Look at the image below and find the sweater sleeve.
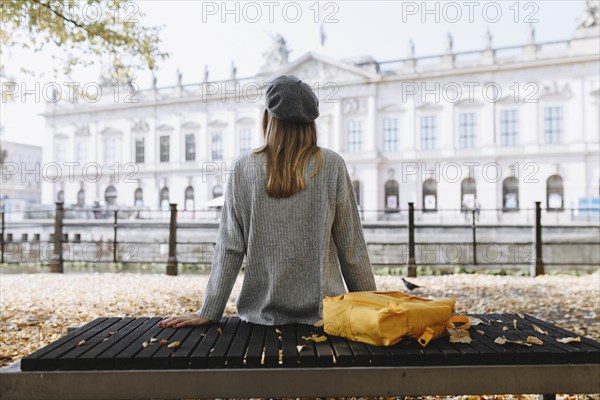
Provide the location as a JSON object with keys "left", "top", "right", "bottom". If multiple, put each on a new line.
{"left": 196, "top": 163, "right": 246, "bottom": 322}
{"left": 331, "top": 157, "right": 378, "bottom": 292}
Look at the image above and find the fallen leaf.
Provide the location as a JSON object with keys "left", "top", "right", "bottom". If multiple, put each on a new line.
{"left": 513, "top": 319, "right": 518, "bottom": 329}
{"left": 77, "top": 339, "right": 86, "bottom": 347}
{"left": 142, "top": 341, "right": 149, "bottom": 348}
{"left": 108, "top": 331, "right": 116, "bottom": 336}
{"left": 301, "top": 334, "right": 327, "bottom": 343}
{"left": 476, "top": 330, "right": 485, "bottom": 335}
{"left": 448, "top": 327, "right": 471, "bottom": 344}
{"left": 532, "top": 324, "right": 548, "bottom": 335}
{"left": 217, "top": 327, "right": 223, "bottom": 335}
{"left": 275, "top": 328, "right": 282, "bottom": 334}
{"left": 517, "top": 313, "right": 525, "bottom": 319}
{"left": 527, "top": 336, "right": 544, "bottom": 345}
{"left": 313, "top": 320, "right": 324, "bottom": 328}
{"left": 495, "top": 336, "right": 532, "bottom": 347}
{"left": 468, "top": 317, "right": 483, "bottom": 326}
{"left": 556, "top": 336, "right": 581, "bottom": 344}
{"left": 159, "top": 339, "right": 168, "bottom": 345}
{"left": 502, "top": 326, "right": 509, "bottom": 331}
{"left": 296, "top": 345, "right": 305, "bottom": 352}
{"left": 149, "top": 337, "right": 157, "bottom": 343}
{"left": 167, "top": 341, "right": 181, "bottom": 348}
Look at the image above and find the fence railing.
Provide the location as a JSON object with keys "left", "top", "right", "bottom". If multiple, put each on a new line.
{"left": 0, "top": 202, "right": 598, "bottom": 276}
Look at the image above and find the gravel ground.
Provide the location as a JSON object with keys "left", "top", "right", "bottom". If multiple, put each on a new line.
{"left": 1, "top": 271, "right": 599, "bottom": 399}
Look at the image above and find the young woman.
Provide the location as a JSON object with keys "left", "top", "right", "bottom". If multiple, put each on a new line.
{"left": 161, "top": 75, "right": 377, "bottom": 328}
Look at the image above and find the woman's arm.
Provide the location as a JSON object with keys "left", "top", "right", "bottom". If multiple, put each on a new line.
{"left": 195, "top": 163, "right": 246, "bottom": 322}
{"left": 331, "top": 157, "right": 378, "bottom": 292}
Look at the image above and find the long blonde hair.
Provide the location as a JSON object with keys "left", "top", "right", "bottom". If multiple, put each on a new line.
{"left": 254, "top": 109, "right": 323, "bottom": 198}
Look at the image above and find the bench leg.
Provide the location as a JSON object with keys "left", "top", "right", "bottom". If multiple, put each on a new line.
{"left": 540, "top": 394, "right": 556, "bottom": 400}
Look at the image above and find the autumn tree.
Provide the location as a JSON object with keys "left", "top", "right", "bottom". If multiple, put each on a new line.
{"left": 0, "top": 0, "right": 168, "bottom": 76}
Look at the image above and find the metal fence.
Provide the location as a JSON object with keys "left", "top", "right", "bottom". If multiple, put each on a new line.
{"left": 0, "top": 202, "right": 598, "bottom": 276}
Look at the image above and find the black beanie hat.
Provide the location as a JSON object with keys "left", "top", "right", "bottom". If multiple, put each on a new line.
{"left": 265, "top": 75, "right": 320, "bottom": 123}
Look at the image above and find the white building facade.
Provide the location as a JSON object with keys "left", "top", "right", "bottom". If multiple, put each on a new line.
{"left": 41, "top": 17, "right": 600, "bottom": 222}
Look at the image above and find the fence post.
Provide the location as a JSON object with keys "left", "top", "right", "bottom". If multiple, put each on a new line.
{"left": 0, "top": 211, "right": 4, "bottom": 264}
{"left": 113, "top": 210, "right": 118, "bottom": 263}
{"left": 407, "top": 202, "right": 417, "bottom": 277}
{"left": 166, "top": 203, "right": 178, "bottom": 276}
{"left": 472, "top": 209, "right": 477, "bottom": 265}
{"left": 531, "top": 201, "right": 545, "bottom": 276}
{"left": 50, "top": 202, "right": 64, "bottom": 273}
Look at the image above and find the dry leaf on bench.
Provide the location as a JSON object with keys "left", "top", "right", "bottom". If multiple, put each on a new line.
{"left": 476, "top": 330, "right": 485, "bottom": 335}
{"left": 468, "top": 317, "right": 483, "bottom": 326}
{"left": 159, "top": 339, "right": 168, "bottom": 345}
{"left": 142, "top": 341, "right": 149, "bottom": 348}
{"left": 77, "top": 339, "right": 86, "bottom": 347}
{"left": 532, "top": 324, "right": 548, "bottom": 335}
{"left": 301, "top": 334, "right": 327, "bottom": 343}
{"left": 502, "top": 326, "right": 509, "bottom": 331}
{"left": 556, "top": 336, "right": 581, "bottom": 344}
{"left": 448, "top": 327, "right": 471, "bottom": 344}
{"left": 513, "top": 319, "right": 518, "bottom": 329}
{"left": 517, "top": 313, "right": 525, "bottom": 319}
{"left": 527, "top": 336, "right": 544, "bottom": 345}
{"left": 296, "top": 345, "right": 305, "bottom": 352}
{"left": 313, "top": 320, "right": 324, "bottom": 328}
{"left": 217, "top": 327, "right": 223, "bottom": 335}
{"left": 494, "top": 336, "right": 532, "bottom": 347}
{"left": 149, "top": 337, "right": 157, "bottom": 344}
{"left": 167, "top": 341, "right": 181, "bottom": 348}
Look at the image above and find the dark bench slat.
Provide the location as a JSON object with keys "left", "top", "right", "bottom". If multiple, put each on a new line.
{"left": 364, "top": 343, "right": 393, "bottom": 366}
{"left": 244, "top": 324, "right": 265, "bottom": 368}
{"left": 478, "top": 314, "right": 538, "bottom": 364}
{"left": 385, "top": 338, "right": 423, "bottom": 366}
{"left": 491, "top": 313, "right": 555, "bottom": 364}
{"left": 464, "top": 313, "right": 512, "bottom": 364}
{"left": 225, "top": 320, "right": 253, "bottom": 368}
{"left": 208, "top": 316, "right": 240, "bottom": 367}
{"left": 327, "top": 334, "right": 354, "bottom": 366}
{"left": 169, "top": 324, "right": 211, "bottom": 369}
{"left": 522, "top": 313, "right": 600, "bottom": 363}
{"left": 38, "top": 318, "right": 122, "bottom": 371}
{"left": 21, "top": 317, "right": 108, "bottom": 371}
{"left": 77, "top": 317, "right": 149, "bottom": 370}
{"left": 57, "top": 317, "right": 136, "bottom": 370}
{"left": 150, "top": 326, "right": 195, "bottom": 369}
{"left": 189, "top": 317, "right": 227, "bottom": 368}
{"left": 94, "top": 317, "right": 161, "bottom": 370}
{"left": 280, "top": 324, "right": 299, "bottom": 367}
{"left": 295, "top": 324, "right": 317, "bottom": 367}
{"left": 132, "top": 325, "right": 180, "bottom": 369}
{"left": 263, "top": 325, "right": 280, "bottom": 367}
{"left": 344, "top": 339, "right": 372, "bottom": 366}
{"left": 314, "top": 334, "right": 335, "bottom": 367}
{"left": 113, "top": 318, "right": 170, "bottom": 369}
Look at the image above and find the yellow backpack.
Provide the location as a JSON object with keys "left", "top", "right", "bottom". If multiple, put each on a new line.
{"left": 323, "top": 291, "right": 457, "bottom": 347}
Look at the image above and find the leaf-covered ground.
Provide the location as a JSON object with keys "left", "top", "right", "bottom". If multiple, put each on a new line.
{"left": 1, "top": 272, "right": 599, "bottom": 399}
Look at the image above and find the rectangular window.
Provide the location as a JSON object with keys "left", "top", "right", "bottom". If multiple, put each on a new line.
{"left": 105, "top": 137, "right": 116, "bottom": 165}
{"left": 135, "top": 138, "right": 145, "bottom": 164}
{"left": 55, "top": 141, "right": 66, "bottom": 164}
{"left": 420, "top": 115, "right": 437, "bottom": 150}
{"left": 382, "top": 117, "right": 399, "bottom": 152}
{"left": 347, "top": 120, "right": 363, "bottom": 153}
{"left": 185, "top": 134, "right": 195, "bottom": 161}
{"left": 76, "top": 140, "right": 87, "bottom": 163}
{"left": 500, "top": 110, "right": 519, "bottom": 146}
{"left": 239, "top": 128, "right": 252, "bottom": 154}
{"left": 544, "top": 106, "right": 563, "bottom": 144}
{"left": 160, "top": 135, "right": 170, "bottom": 163}
{"left": 211, "top": 131, "right": 223, "bottom": 160}
{"left": 458, "top": 112, "right": 477, "bottom": 148}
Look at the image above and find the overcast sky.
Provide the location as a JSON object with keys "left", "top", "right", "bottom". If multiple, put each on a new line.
{"left": 0, "top": 1, "right": 588, "bottom": 146}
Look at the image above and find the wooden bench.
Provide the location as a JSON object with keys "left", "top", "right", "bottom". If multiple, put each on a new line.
{"left": 1, "top": 313, "right": 599, "bottom": 399}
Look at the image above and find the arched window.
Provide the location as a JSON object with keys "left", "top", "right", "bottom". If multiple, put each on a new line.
{"left": 104, "top": 185, "right": 117, "bottom": 206}
{"left": 134, "top": 188, "right": 143, "bottom": 207}
{"left": 77, "top": 189, "right": 85, "bottom": 206}
{"left": 56, "top": 190, "right": 64, "bottom": 203}
{"left": 461, "top": 178, "right": 476, "bottom": 210}
{"left": 547, "top": 175, "right": 564, "bottom": 211}
{"left": 351, "top": 180, "right": 361, "bottom": 206}
{"left": 212, "top": 184, "right": 223, "bottom": 199}
{"left": 160, "top": 187, "right": 169, "bottom": 211}
{"left": 502, "top": 177, "right": 519, "bottom": 211}
{"left": 423, "top": 179, "right": 437, "bottom": 211}
{"left": 384, "top": 179, "right": 399, "bottom": 212}
{"left": 185, "top": 186, "right": 194, "bottom": 211}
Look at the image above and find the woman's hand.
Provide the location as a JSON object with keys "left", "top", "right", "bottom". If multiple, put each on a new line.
{"left": 159, "top": 313, "right": 213, "bottom": 328}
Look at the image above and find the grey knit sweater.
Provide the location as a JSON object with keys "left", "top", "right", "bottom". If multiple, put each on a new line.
{"left": 195, "top": 147, "right": 378, "bottom": 325}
